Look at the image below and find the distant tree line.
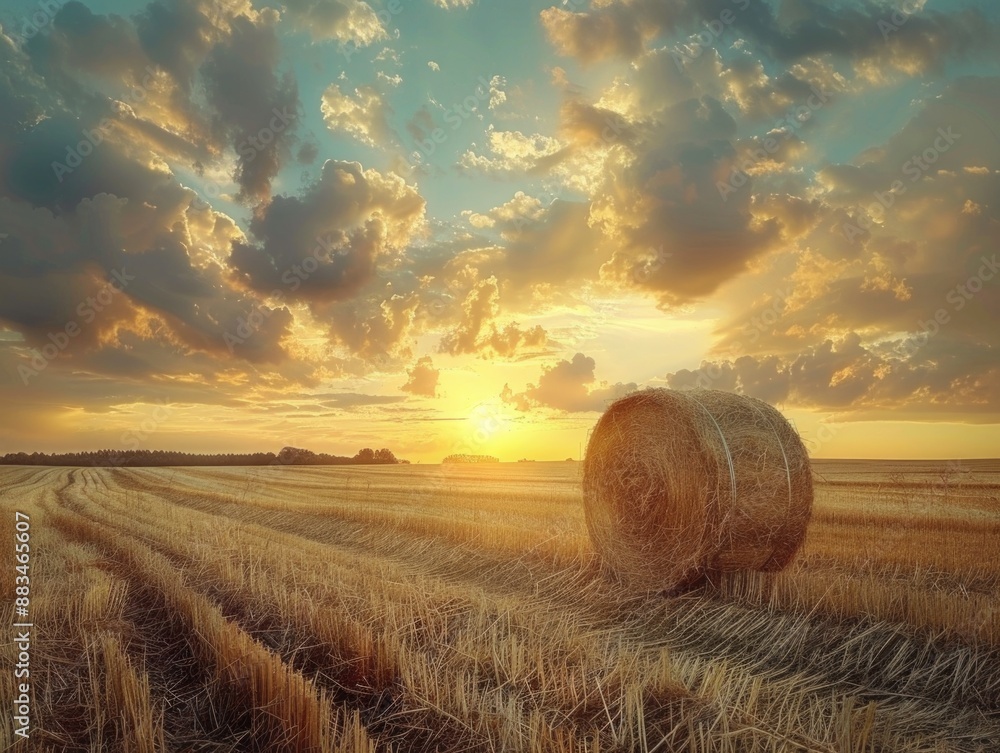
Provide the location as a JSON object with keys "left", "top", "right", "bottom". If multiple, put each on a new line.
{"left": 0, "top": 446, "right": 409, "bottom": 467}
{"left": 442, "top": 454, "right": 499, "bottom": 464}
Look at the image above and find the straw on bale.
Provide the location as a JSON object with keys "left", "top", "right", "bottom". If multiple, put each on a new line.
{"left": 583, "top": 388, "right": 813, "bottom": 591}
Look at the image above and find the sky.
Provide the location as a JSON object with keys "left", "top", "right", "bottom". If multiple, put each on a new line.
{"left": 0, "top": 0, "right": 998, "bottom": 462}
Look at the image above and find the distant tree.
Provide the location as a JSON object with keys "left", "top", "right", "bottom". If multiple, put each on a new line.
{"left": 0, "top": 446, "right": 406, "bottom": 467}
{"left": 278, "top": 446, "right": 316, "bottom": 465}
{"left": 374, "top": 448, "right": 397, "bottom": 464}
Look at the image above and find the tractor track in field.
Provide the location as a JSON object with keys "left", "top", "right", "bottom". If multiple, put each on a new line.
{"left": 71, "top": 467, "right": 1000, "bottom": 751}
{"left": 47, "top": 506, "right": 305, "bottom": 752}
{"left": 52, "top": 470, "right": 553, "bottom": 753}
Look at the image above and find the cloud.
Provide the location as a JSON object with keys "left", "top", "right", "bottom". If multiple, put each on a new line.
{"left": 458, "top": 125, "right": 562, "bottom": 175}
{"left": 665, "top": 330, "right": 1000, "bottom": 419}
{"left": 401, "top": 355, "right": 439, "bottom": 397}
{"left": 503, "top": 353, "right": 637, "bottom": 412}
{"left": 438, "top": 277, "right": 547, "bottom": 358}
{"left": 320, "top": 392, "right": 408, "bottom": 408}
{"left": 540, "top": 4, "right": 654, "bottom": 63}
{"left": 487, "top": 196, "right": 612, "bottom": 299}
{"left": 589, "top": 95, "right": 782, "bottom": 303}
{"left": 297, "top": 141, "right": 319, "bottom": 164}
{"left": 0, "top": 186, "right": 297, "bottom": 367}
{"left": 280, "top": 0, "right": 388, "bottom": 44}
{"left": 320, "top": 291, "right": 421, "bottom": 363}
{"left": 321, "top": 83, "right": 394, "bottom": 148}
{"left": 2, "top": 0, "right": 997, "bottom": 438}
{"left": 405, "top": 105, "right": 436, "bottom": 143}
{"left": 25, "top": 1, "right": 149, "bottom": 81}
{"left": 710, "top": 78, "right": 1000, "bottom": 353}
{"left": 464, "top": 211, "right": 494, "bottom": 228}
{"left": 0, "top": 53, "right": 302, "bottom": 369}
{"left": 377, "top": 71, "right": 402, "bottom": 87}
{"left": 0, "top": 0, "right": 430, "bottom": 415}
{"left": 134, "top": 0, "right": 239, "bottom": 89}
{"left": 21, "top": 0, "right": 295, "bottom": 184}
{"left": 432, "top": 0, "right": 475, "bottom": 8}
{"left": 539, "top": 0, "right": 998, "bottom": 77}
{"left": 228, "top": 159, "right": 425, "bottom": 303}
{"left": 488, "top": 74, "right": 507, "bottom": 109}
{"left": 200, "top": 11, "right": 300, "bottom": 203}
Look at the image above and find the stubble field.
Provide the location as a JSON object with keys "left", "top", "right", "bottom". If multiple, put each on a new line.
{"left": 1, "top": 460, "right": 998, "bottom": 752}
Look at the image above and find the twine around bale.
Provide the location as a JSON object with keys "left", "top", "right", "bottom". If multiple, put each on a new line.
{"left": 749, "top": 398, "right": 794, "bottom": 517}
{"left": 682, "top": 390, "right": 738, "bottom": 513}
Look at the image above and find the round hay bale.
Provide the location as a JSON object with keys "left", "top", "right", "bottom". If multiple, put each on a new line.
{"left": 582, "top": 388, "right": 812, "bottom": 591}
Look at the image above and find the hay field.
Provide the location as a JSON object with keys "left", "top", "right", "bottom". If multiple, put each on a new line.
{"left": 1, "top": 460, "right": 998, "bottom": 752}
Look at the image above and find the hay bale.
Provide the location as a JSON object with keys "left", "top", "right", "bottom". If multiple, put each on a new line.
{"left": 582, "top": 388, "right": 812, "bottom": 591}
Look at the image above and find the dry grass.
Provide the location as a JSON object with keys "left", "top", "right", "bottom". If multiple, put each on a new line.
{"left": 1, "top": 460, "right": 997, "bottom": 752}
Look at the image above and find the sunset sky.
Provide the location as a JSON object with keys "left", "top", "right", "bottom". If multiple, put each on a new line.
{"left": 1, "top": 0, "right": 998, "bottom": 462}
